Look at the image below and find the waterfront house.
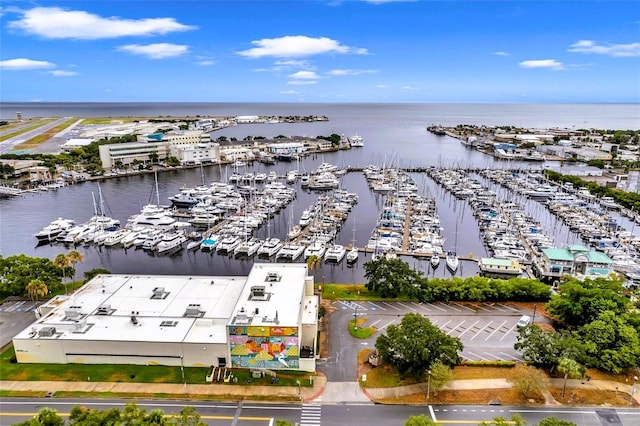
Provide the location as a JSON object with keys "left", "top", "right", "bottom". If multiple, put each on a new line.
{"left": 534, "top": 245, "right": 614, "bottom": 282}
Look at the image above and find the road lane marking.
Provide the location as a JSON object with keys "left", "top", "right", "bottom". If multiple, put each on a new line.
{"left": 429, "top": 405, "right": 437, "bottom": 422}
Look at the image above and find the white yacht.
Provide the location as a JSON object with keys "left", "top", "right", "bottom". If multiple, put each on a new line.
{"left": 446, "top": 251, "right": 459, "bottom": 273}
{"left": 156, "top": 231, "right": 187, "bottom": 254}
{"left": 346, "top": 247, "right": 359, "bottom": 264}
{"left": 102, "top": 229, "right": 130, "bottom": 247}
{"left": 276, "top": 243, "right": 305, "bottom": 261}
{"left": 299, "top": 210, "right": 314, "bottom": 227}
{"left": 234, "top": 238, "right": 262, "bottom": 257}
{"left": 430, "top": 254, "right": 441, "bottom": 268}
{"left": 216, "top": 235, "right": 241, "bottom": 254}
{"left": 324, "top": 244, "right": 346, "bottom": 262}
{"left": 34, "top": 218, "right": 76, "bottom": 242}
{"left": 304, "top": 241, "right": 327, "bottom": 260}
{"left": 258, "top": 238, "right": 283, "bottom": 257}
{"left": 349, "top": 134, "right": 364, "bottom": 147}
{"left": 200, "top": 235, "right": 220, "bottom": 252}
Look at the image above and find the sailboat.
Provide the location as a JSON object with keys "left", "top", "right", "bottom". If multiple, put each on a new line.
{"left": 446, "top": 216, "right": 460, "bottom": 273}
{"left": 346, "top": 221, "right": 359, "bottom": 264}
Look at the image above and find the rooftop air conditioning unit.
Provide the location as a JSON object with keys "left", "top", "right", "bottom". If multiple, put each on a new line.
{"left": 38, "top": 327, "right": 57, "bottom": 337}
{"left": 96, "top": 304, "right": 111, "bottom": 315}
{"left": 65, "top": 305, "right": 82, "bottom": 318}
{"left": 152, "top": 287, "right": 165, "bottom": 297}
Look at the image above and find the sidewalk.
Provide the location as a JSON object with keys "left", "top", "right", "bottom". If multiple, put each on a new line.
{"left": 2, "top": 376, "right": 639, "bottom": 406}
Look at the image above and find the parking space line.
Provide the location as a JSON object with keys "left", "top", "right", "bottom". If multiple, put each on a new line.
{"left": 465, "top": 351, "right": 484, "bottom": 361}
{"left": 483, "top": 352, "right": 509, "bottom": 361}
{"left": 447, "top": 320, "right": 465, "bottom": 336}
{"left": 439, "top": 319, "right": 451, "bottom": 331}
{"left": 446, "top": 303, "right": 461, "bottom": 312}
{"left": 378, "top": 320, "right": 396, "bottom": 330}
{"left": 500, "top": 323, "right": 518, "bottom": 341}
{"left": 369, "top": 319, "right": 382, "bottom": 328}
{"left": 452, "top": 302, "right": 475, "bottom": 312}
{"left": 339, "top": 301, "right": 368, "bottom": 311}
{"left": 368, "top": 302, "right": 386, "bottom": 311}
{"left": 497, "top": 303, "right": 520, "bottom": 312}
{"left": 411, "top": 302, "right": 431, "bottom": 313}
{"left": 458, "top": 320, "right": 479, "bottom": 338}
{"left": 485, "top": 321, "right": 507, "bottom": 341}
{"left": 472, "top": 303, "right": 492, "bottom": 312}
{"left": 499, "top": 352, "right": 520, "bottom": 361}
{"left": 471, "top": 321, "right": 493, "bottom": 341}
{"left": 397, "top": 302, "right": 416, "bottom": 312}
{"left": 382, "top": 302, "right": 401, "bottom": 311}
{"left": 489, "top": 304, "right": 508, "bottom": 312}
{"left": 428, "top": 303, "right": 447, "bottom": 312}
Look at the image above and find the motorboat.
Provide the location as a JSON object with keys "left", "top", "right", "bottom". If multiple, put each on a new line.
{"left": 288, "top": 225, "right": 302, "bottom": 240}
{"left": 234, "top": 237, "right": 262, "bottom": 257}
{"left": 324, "top": 244, "right": 346, "bottom": 262}
{"left": 168, "top": 192, "right": 199, "bottom": 208}
{"left": 102, "top": 229, "right": 130, "bottom": 247}
{"left": 200, "top": 235, "right": 220, "bottom": 252}
{"left": 349, "top": 134, "right": 364, "bottom": 147}
{"left": 258, "top": 238, "right": 283, "bottom": 257}
{"left": 156, "top": 231, "right": 187, "bottom": 254}
{"left": 216, "top": 235, "right": 241, "bottom": 254}
{"left": 446, "top": 251, "right": 459, "bottom": 273}
{"left": 276, "top": 243, "right": 305, "bottom": 261}
{"left": 299, "top": 209, "right": 314, "bottom": 227}
{"left": 430, "top": 254, "right": 441, "bottom": 268}
{"left": 304, "top": 241, "right": 327, "bottom": 260}
{"left": 34, "top": 218, "right": 76, "bottom": 242}
{"left": 346, "top": 247, "right": 359, "bottom": 263}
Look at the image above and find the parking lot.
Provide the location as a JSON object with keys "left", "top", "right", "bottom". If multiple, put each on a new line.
{"left": 0, "top": 299, "right": 39, "bottom": 349}
{"left": 333, "top": 300, "right": 537, "bottom": 362}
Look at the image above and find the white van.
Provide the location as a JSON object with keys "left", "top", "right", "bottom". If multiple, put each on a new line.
{"left": 516, "top": 315, "right": 532, "bottom": 328}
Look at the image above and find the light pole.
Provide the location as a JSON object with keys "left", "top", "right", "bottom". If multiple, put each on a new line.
{"left": 296, "top": 380, "right": 301, "bottom": 401}
{"left": 532, "top": 304, "right": 537, "bottom": 325}
{"left": 630, "top": 376, "right": 638, "bottom": 405}
{"left": 180, "top": 355, "right": 185, "bottom": 387}
{"left": 427, "top": 370, "right": 432, "bottom": 400}
{"left": 353, "top": 305, "right": 358, "bottom": 330}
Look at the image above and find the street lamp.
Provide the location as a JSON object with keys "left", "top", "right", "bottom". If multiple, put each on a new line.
{"left": 353, "top": 305, "right": 358, "bottom": 330}
{"left": 296, "top": 380, "right": 301, "bottom": 401}
{"left": 180, "top": 355, "right": 185, "bottom": 387}
{"left": 427, "top": 370, "right": 432, "bottom": 400}
{"left": 630, "top": 376, "right": 638, "bottom": 405}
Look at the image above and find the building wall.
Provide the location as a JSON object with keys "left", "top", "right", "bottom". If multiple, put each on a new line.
{"left": 228, "top": 325, "right": 300, "bottom": 370}
{"left": 99, "top": 142, "right": 170, "bottom": 169}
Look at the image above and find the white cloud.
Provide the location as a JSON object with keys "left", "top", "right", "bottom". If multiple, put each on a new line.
{"left": 402, "top": 86, "right": 419, "bottom": 91}
{"left": 493, "top": 51, "right": 510, "bottom": 56}
{"left": 568, "top": 40, "right": 640, "bottom": 57}
{"left": 273, "top": 59, "right": 315, "bottom": 70}
{"left": 237, "top": 35, "right": 368, "bottom": 58}
{"left": 0, "top": 58, "right": 55, "bottom": 70}
{"left": 49, "top": 70, "right": 78, "bottom": 77}
{"left": 375, "top": 84, "right": 389, "bottom": 88}
{"left": 288, "top": 70, "right": 320, "bottom": 80}
{"left": 519, "top": 59, "right": 565, "bottom": 70}
{"left": 287, "top": 80, "right": 318, "bottom": 86}
{"left": 9, "top": 7, "right": 196, "bottom": 40}
{"left": 195, "top": 60, "right": 215, "bottom": 66}
{"left": 280, "top": 90, "right": 301, "bottom": 95}
{"left": 118, "top": 43, "right": 189, "bottom": 59}
{"left": 327, "top": 69, "right": 378, "bottom": 76}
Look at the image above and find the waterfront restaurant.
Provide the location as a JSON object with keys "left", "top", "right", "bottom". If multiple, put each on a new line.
{"left": 12, "top": 263, "right": 319, "bottom": 372}
{"left": 534, "top": 245, "right": 614, "bottom": 282}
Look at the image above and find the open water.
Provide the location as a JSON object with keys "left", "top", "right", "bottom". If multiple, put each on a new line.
{"left": 1, "top": 103, "right": 639, "bottom": 283}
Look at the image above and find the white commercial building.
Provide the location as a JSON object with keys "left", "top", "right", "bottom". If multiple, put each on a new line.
{"left": 98, "top": 141, "right": 170, "bottom": 169}
{"left": 13, "top": 263, "right": 319, "bottom": 372}
{"left": 171, "top": 142, "right": 220, "bottom": 166}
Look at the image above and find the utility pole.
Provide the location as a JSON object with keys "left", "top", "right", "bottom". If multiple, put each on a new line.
{"left": 532, "top": 303, "right": 537, "bottom": 324}
{"left": 630, "top": 376, "right": 638, "bottom": 405}
{"left": 427, "top": 370, "right": 432, "bottom": 399}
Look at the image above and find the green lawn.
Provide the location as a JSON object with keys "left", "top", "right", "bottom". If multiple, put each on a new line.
{"left": 320, "top": 284, "right": 415, "bottom": 302}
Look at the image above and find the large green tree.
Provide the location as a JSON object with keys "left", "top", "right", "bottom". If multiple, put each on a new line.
{"left": 557, "top": 357, "right": 585, "bottom": 398}
{"left": 514, "top": 326, "right": 582, "bottom": 367}
{"left": 375, "top": 313, "right": 463, "bottom": 377}
{"left": 0, "top": 254, "right": 63, "bottom": 297}
{"left": 507, "top": 364, "right": 549, "bottom": 399}
{"left": 364, "top": 257, "right": 422, "bottom": 298}
{"left": 546, "top": 278, "right": 629, "bottom": 327}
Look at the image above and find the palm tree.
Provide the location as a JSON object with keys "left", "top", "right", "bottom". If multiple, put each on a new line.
{"left": 558, "top": 357, "right": 585, "bottom": 398}
{"left": 26, "top": 279, "right": 48, "bottom": 304}
{"left": 66, "top": 250, "right": 84, "bottom": 282}
{"left": 306, "top": 254, "right": 322, "bottom": 278}
{"left": 53, "top": 253, "right": 70, "bottom": 294}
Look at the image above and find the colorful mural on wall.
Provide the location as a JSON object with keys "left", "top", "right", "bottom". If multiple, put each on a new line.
{"left": 228, "top": 325, "right": 300, "bottom": 369}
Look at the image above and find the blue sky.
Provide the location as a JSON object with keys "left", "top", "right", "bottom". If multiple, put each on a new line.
{"left": 1, "top": 1, "right": 639, "bottom": 103}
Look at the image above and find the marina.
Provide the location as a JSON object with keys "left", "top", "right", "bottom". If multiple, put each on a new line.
{"left": 3, "top": 103, "right": 640, "bottom": 284}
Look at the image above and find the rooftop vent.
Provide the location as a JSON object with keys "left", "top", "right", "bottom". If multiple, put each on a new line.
{"left": 184, "top": 303, "right": 204, "bottom": 317}
{"left": 151, "top": 287, "right": 169, "bottom": 299}
{"left": 130, "top": 314, "right": 138, "bottom": 325}
{"left": 38, "top": 327, "right": 57, "bottom": 337}
{"left": 265, "top": 271, "right": 281, "bottom": 283}
{"left": 64, "top": 305, "right": 82, "bottom": 319}
{"left": 249, "top": 285, "right": 270, "bottom": 301}
{"left": 96, "top": 304, "right": 112, "bottom": 315}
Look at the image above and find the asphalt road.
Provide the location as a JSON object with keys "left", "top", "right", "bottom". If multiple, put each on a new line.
{"left": 0, "top": 117, "right": 70, "bottom": 154}
{"left": 0, "top": 300, "right": 40, "bottom": 349}
{"left": 2, "top": 398, "right": 640, "bottom": 426}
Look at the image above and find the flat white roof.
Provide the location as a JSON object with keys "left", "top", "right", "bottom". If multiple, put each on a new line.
{"left": 16, "top": 264, "right": 314, "bottom": 345}
{"left": 62, "top": 138, "right": 94, "bottom": 147}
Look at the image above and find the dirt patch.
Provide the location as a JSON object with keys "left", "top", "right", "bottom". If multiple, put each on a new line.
{"left": 549, "top": 387, "right": 637, "bottom": 407}
{"left": 377, "top": 388, "right": 545, "bottom": 406}
{"left": 318, "top": 299, "right": 337, "bottom": 359}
